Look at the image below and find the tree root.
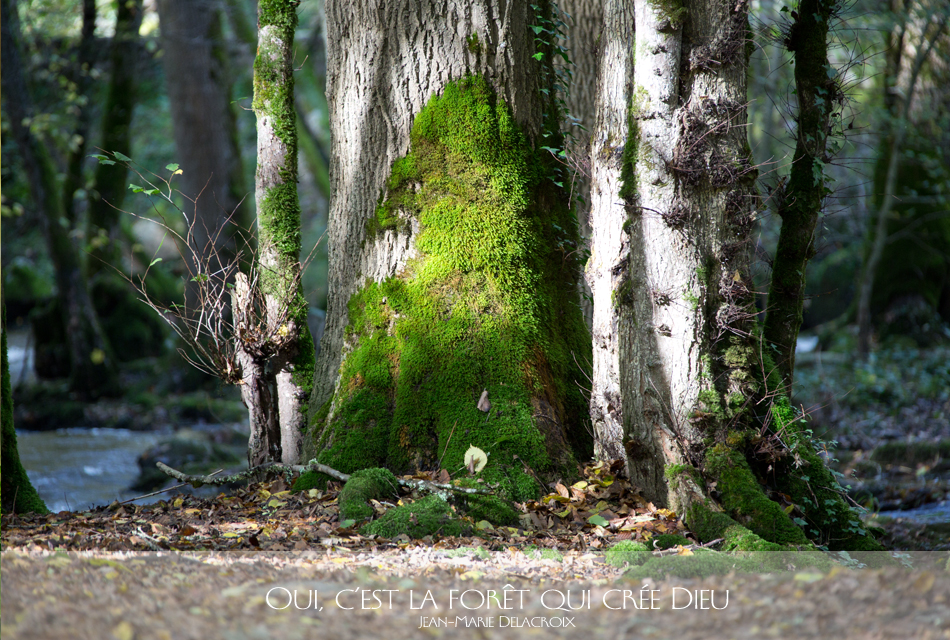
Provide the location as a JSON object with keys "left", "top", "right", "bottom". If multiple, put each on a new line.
{"left": 155, "top": 460, "right": 493, "bottom": 496}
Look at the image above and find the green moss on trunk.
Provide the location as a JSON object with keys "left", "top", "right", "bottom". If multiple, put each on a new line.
{"left": 705, "top": 444, "right": 812, "bottom": 546}
{"left": 311, "top": 76, "right": 591, "bottom": 500}
{"left": 768, "top": 398, "right": 884, "bottom": 551}
{"left": 1, "top": 303, "right": 49, "bottom": 515}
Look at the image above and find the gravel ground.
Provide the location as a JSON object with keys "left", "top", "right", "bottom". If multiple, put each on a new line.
{"left": 3, "top": 547, "right": 949, "bottom": 640}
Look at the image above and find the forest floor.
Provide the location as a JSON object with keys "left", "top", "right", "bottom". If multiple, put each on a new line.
{"left": 5, "top": 345, "right": 950, "bottom": 637}
{"left": 3, "top": 462, "right": 950, "bottom": 639}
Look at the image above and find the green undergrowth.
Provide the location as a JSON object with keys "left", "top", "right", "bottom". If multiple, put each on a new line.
{"left": 309, "top": 75, "right": 591, "bottom": 501}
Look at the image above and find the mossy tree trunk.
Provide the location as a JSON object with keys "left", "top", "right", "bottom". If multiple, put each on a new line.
{"left": 1, "top": 0, "right": 120, "bottom": 400}
{"left": 761, "top": 0, "right": 839, "bottom": 391}
{"left": 587, "top": 0, "right": 882, "bottom": 551}
{"left": 244, "top": 0, "right": 314, "bottom": 466}
{"left": 308, "top": 0, "right": 592, "bottom": 499}
{"left": 2, "top": 299, "right": 49, "bottom": 515}
{"left": 157, "top": 0, "right": 253, "bottom": 309}
{"left": 86, "top": 0, "right": 143, "bottom": 273}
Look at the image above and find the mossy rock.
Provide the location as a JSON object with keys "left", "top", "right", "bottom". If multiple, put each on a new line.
{"left": 339, "top": 468, "right": 399, "bottom": 521}
{"left": 605, "top": 540, "right": 652, "bottom": 568}
{"left": 360, "top": 494, "right": 465, "bottom": 539}
{"left": 132, "top": 428, "right": 244, "bottom": 492}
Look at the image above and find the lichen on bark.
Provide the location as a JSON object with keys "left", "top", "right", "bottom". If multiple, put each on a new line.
{"left": 307, "top": 76, "right": 591, "bottom": 500}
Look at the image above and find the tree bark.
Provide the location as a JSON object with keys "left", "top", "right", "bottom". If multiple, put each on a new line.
{"left": 2, "top": 299, "right": 49, "bottom": 515}
{"left": 1, "top": 0, "right": 120, "bottom": 400}
{"left": 309, "top": 0, "right": 591, "bottom": 497}
{"left": 156, "top": 0, "right": 252, "bottom": 303}
{"left": 585, "top": 0, "right": 635, "bottom": 462}
{"left": 61, "top": 0, "right": 99, "bottom": 228}
{"left": 761, "top": 0, "right": 836, "bottom": 393}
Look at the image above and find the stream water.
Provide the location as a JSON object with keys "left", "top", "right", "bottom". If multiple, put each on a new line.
{"left": 15, "top": 428, "right": 165, "bottom": 513}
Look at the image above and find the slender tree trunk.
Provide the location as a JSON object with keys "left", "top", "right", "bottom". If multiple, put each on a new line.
{"left": 585, "top": 0, "right": 634, "bottom": 462}
{"left": 1, "top": 0, "right": 120, "bottom": 400}
{"left": 86, "top": 0, "right": 144, "bottom": 273}
{"left": 761, "top": 0, "right": 836, "bottom": 393}
{"left": 308, "top": 1, "right": 591, "bottom": 494}
{"left": 156, "top": 0, "right": 251, "bottom": 305}
{"left": 251, "top": 0, "right": 314, "bottom": 465}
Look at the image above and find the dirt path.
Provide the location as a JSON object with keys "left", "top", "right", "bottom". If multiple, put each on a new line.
{"left": 3, "top": 547, "right": 949, "bottom": 639}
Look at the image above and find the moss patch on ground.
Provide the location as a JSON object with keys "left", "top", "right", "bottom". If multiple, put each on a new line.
{"left": 360, "top": 494, "right": 465, "bottom": 539}
{"left": 338, "top": 468, "right": 399, "bottom": 521}
{"left": 622, "top": 548, "right": 832, "bottom": 581}
{"left": 606, "top": 540, "right": 652, "bottom": 567}
{"left": 309, "top": 75, "right": 591, "bottom": 501}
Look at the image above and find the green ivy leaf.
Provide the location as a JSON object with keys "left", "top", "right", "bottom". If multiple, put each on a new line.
{"left": 113, "top": 151, "right": 132, "bottom": 162}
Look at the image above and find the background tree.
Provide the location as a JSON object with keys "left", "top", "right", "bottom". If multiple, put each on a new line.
{"left": 306, "top": 0, "right": 592, "bottom": 498}
{"left": 1, "top": 0, "right": 120, "bottom": 399}
{"left": 156, "top": 0, "right": 253, "bottom": 308}
{"left": 855, "top": 0, "right": 950, "bottom": 356}
{"left": 762, "top": 0, "right": 841, "bottom": 391}
{"left": 85, "top": 0, "right": 144, "bottom": 272}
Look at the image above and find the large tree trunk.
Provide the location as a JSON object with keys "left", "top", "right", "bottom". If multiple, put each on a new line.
{"left": 308, "top": 0, "right": 592, "bottom": 497}
{"left": 587, "top": 0, "right": 881, "bottom": 551}
{"left": 1, "top": 0, "right": 120, "bottom": 400}
{"left": 156, "top": 0, "right": 251, "bottom": 304}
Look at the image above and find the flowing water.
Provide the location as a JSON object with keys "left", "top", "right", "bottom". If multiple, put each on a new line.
{"left": 15, "top": 428, "right": 166, "bottom": 513}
